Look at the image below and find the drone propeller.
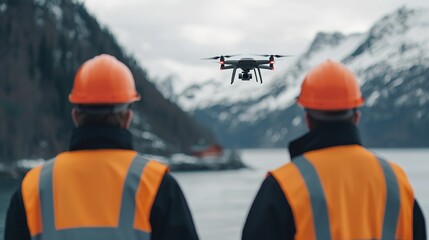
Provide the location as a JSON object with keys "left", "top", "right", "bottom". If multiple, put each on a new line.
{"left": 253, "top": 54, "right": 293, "bottom": 58}
{"left": 201, "top": 55, "right": 239, "bottom": 60}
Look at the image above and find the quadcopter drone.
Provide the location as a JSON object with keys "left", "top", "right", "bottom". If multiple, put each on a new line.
{"left": 203, "top": 54, "right": 291, "bottom": 84}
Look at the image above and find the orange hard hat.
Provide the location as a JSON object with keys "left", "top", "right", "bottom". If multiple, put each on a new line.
{"left": 297, "top": 60, "right": 364, "bottom": 110}
{"left": 69, "top": 54, "right": 141, "bottom": 104}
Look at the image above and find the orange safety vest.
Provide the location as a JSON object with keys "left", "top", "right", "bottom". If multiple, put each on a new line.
{"left": 21, "top": 149, "right": 168, "bottom": 240}
{"left": 271, "top": 145, "right": 414, "bottom": 240}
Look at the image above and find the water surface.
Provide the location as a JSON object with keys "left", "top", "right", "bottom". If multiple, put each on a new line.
{"left": 0, "top": 149, "right": 427, "bottom": 240}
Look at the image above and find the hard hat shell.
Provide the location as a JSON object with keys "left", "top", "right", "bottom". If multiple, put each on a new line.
{"left": 297, "top": 60, "right": 364, "bottom": 110}
{"left": 69, "top": 54, "right": 141, "bottom": 104}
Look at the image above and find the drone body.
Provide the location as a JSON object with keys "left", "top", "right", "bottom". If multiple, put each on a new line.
{"left": 203, "top": 55, "right": 291, "bottom": 84}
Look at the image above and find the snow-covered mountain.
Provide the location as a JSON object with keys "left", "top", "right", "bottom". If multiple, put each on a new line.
{"left": 159, "top": 7, "right": 429, "bottom": 148}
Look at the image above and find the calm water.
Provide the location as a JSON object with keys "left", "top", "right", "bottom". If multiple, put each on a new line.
{"left": 0, "top": 149, "right": 428, "bottom": 240}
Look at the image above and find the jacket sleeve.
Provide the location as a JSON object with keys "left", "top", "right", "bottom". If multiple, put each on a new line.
{"left": 413, "top": 199, "right": 426, "bottom": 240}
{"left": 242, "top": 175, "right": 295, "bottom": 240}
{"left": 4, "top": 185, "right": 31, "bottom": 240}
{"left": 150, "top": 173, "right": 199, "bottom": 240}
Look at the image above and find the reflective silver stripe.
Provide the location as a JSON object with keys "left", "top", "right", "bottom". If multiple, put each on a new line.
{"left": 31, "top": 228, "right": 150, "bottom": 240}
{"left": 37, "top": 155, "right": 151, "bottom": 239}
{"left": 119, "top": 155, "right": 150, "bottom": 228}
{"left": 376, "top": 157, "right": 400, "bottom": 240}
{"left": 39, "top": 159, "right": 56, "bottom": 238}
{"left": 292, "top": 155, "right": 401, "bottom": 240}
{"left": 293, "top": 156, "right": 331, "bottom": 240}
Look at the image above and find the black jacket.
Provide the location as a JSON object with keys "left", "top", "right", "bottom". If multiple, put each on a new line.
{"left": 242, "top": 123, "right": 426, "bottom": 240}
{"left": 5, "top": 124, "right": 199, "bottom": 240}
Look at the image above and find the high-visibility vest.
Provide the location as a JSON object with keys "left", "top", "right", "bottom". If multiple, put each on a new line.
{"left": 271, "top": 145, "right": 414, "bottom": 240}
{"left": 21, "top": 150, "right": 168, "bottom": 240}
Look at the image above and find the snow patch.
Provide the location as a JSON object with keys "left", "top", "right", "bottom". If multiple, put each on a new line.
{"left": 416, "top": 111, "right": 424, "bottom": 119}
{"left": 218, "top": 112, "right": 229, "bottom": 122}
{"left": 366, "top": 91, "right": 381, "bottom": 107}
{"left": 34, "top": 0, "right": 46, "bottom": 6}
{"left": 17, "top": 159, "right": 45, "bottom": 169}
{"left": 281, "top": 127, "right": 288, "bottom": 135}
{"left": 36, "top": 18, "right": 45, "bottom": 26}
{"left": 68, "top": 30, "right": 76, "bottom": 39}
{"left": 50, "top": 4, "right": 63, "bottom": 21}
{"left": 271, "top": 132, "right": 283, "bottom": 143}
{"left": 151, "top": 140, "right": 167, "bottom": 150}
{"left": 292, "top": 116, "right": 302, "bottom": 126}
{"left": 391, "top": 78, "right": 404, "bottom": 88}
{"left": 395, "top": 95, "right": 409, "bottom": 106}
{"left": 416, "top": 88, "right": 429, "bottom": 105}
{"left": 53, "top": 49, "right": 62, "bottom": 67}
{"left": 306, "top": 33, "right": 366, "bottom": 66}
{"left": 130, "top": 128, "right": 167, "bottom": 151}
{"left": 35, "top": 7, "right": 45, "bottom": 26}
{"left": 0, "top": 3, "right": 7, "bottom": 13}
{"left": 74, "top": 14, "right": 90, "bottom": 40}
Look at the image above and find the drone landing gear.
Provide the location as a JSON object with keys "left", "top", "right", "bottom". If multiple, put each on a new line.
{"left": 253, "top": 69, "right": 263, "bottom": 84}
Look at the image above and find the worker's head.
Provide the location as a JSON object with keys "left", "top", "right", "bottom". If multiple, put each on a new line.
{"left": 296, "top": 60, "right": 364, "bottom": 130}
{"left": 68, "top": 54, "right": 141, "bottom": 129}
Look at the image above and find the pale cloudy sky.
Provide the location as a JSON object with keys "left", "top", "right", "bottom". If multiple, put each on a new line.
{"left": 82, "top": 0, "right": 429, "bottom": 87}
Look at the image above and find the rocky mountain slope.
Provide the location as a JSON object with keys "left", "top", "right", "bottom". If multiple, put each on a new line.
{"left": 0, "top": 0, "right": 216, "bottom": 162}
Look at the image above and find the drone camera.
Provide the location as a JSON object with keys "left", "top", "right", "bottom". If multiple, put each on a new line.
{"left": 239, "top": 72, "right": 252, "bottom": 80}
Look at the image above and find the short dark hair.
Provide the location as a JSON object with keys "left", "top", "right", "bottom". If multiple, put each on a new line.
{"left": 74, "top": 104, "right": 132, "bottom": 127}
{"left": 306, "top": 109, "right": 356, "bottom": 129}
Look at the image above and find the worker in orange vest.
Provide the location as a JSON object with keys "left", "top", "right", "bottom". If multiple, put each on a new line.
{"left": 5, "top": 54, "right": 199, "bottom": 240}
{"left": 242, "top": 60, "right": 426, "bottom": 240}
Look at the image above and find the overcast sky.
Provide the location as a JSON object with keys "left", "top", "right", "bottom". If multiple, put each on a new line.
{"left": 82, "top": 0, "right": 429, "bottom": 87}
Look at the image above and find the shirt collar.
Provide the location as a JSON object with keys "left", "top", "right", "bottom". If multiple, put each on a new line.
{"left": 69, "top": 124, "right": 134, "bottom": 151}
{"left": 288, "top": 122, "right": 362, "bottom": 159}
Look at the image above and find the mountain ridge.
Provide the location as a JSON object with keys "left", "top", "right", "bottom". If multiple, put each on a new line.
{"left": 162, "top": 6, "right": 429, "bottom": 148}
